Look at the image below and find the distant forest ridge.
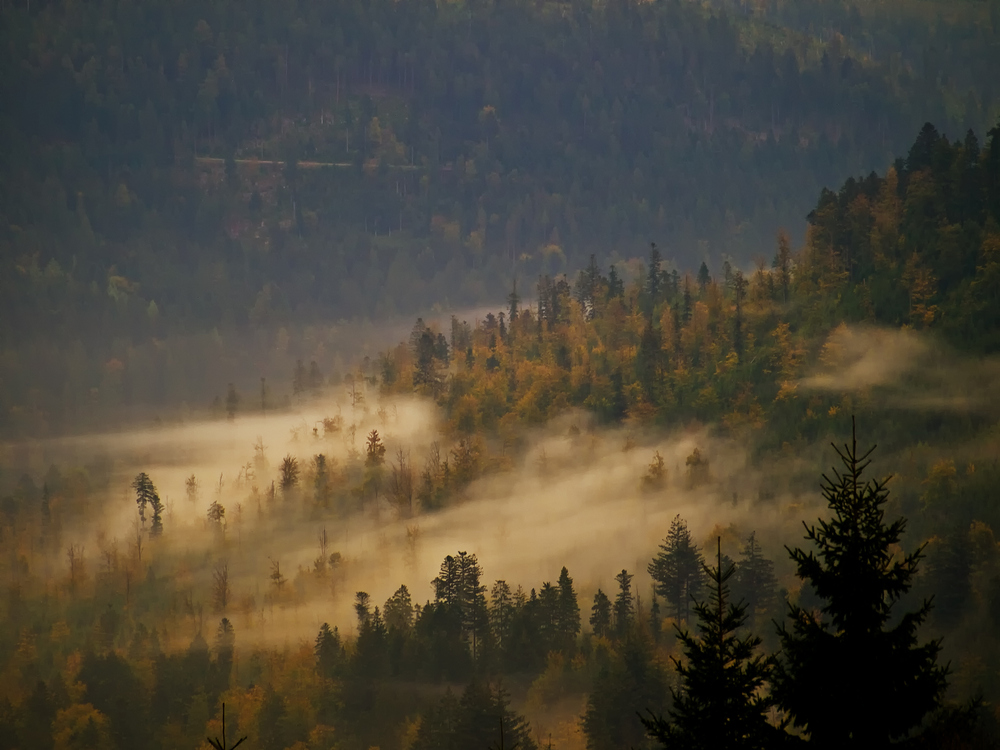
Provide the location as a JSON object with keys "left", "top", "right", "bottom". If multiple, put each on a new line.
{"left": 2, "top": 116, "right": 999, "bottom": 440}
{"left": 1, "top": 0, "right": 998, "bottom": 333}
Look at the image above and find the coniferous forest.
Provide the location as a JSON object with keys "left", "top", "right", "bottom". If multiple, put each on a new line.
{"left": 3, "top": 0, "right": 1000, "bottom": 748}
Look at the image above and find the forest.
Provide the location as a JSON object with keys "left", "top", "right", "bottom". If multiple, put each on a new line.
{"left": 2, "top": 115, "right": 1000, "bottom": 747}
{"left": 4, "top": 0, "right": 1000, "bottom": 747}
{"left": 3, "top": 0, "right": 1000, "bottom": 437}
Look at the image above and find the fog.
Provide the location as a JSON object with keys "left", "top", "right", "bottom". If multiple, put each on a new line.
{"left": 799, "top": 324, "right": 1000, "bottom": 414}
{"left": 14, "top": 385, "right": 827, "bottom": 651}
{"left": 15, "top": 322, "right": 985, "bottom": 653}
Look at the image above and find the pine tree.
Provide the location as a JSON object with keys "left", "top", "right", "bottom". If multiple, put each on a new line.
{"left": 555, "top": 566, "right": 581, "bottom": 652}
{"left": 649, "top": 515, "right": 705, "bottom": 622}
{"left": 697, "top": 262, "right": 711, "bottom": 290}
{"left": 773, "top": 420, "right": 948, "bottom": 747}
{"left": 641, "top": 539, "right": 779, "bottom": 750}
{"left": 132, "top": 472, "right": 157, "bottom": 526}
{"left": 490, "top": 580, "right": 514, "bottom": 652}
{"left": 590, "top": 589, "right": 612, "bottom": 638}
{"left": 613, "top": 569, "right": 634, "bottom": 638}
{"left": 315, "top": 623, "right": 341, "bottom": 679}
{"left": 384, "top": 585, "right": 415, "bottom": 632}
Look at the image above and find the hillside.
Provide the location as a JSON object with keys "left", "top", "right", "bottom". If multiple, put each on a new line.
{"left": 2, "top": 0, "right": 998, "bottom": 339}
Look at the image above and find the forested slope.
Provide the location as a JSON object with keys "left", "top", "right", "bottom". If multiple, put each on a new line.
{"left": 3, "top": 121, "right": 1000, "bottom": 749}
{"left": 2, "top": 0, "right": 998, "bottom": 338}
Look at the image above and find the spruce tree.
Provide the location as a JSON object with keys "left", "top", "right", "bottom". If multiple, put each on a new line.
{"left": 555, "top": 567, "right": 581, "bottom": 652}
{"left": 315, "top": 623, "right": 341, "bottom": 679}
{"left": 697, "top": 261, "right": 711, "bottom": 289}
{"left": 590, "top": 590, "right": 612, "bottom": 638}
{"left": 613, "top": 570, "right": 635, "bottom": 638}
{"left": 642, "top": 540, "right": 779, "bottom": 750}
{"left": 773, "top": 420, "right": 948, "bottom": 747}
{"left": 132, "top": 472, "right": 157, "bottom": 526}
{"left": 649, "top": 515, "right": 705, "bottom": 622}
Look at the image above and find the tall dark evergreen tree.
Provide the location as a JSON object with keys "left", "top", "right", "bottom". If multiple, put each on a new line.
{"left": 315, "top": 623, "right": 341, "bottom": 679}
{"left": 773, "top": 421, "right": 948, "bottom": 747}
{"left": 490, "top": 580, "right": 514, "bottom": 653}
{"left": 614, "top": 569, "right": 635, "bottom": 638}
{"left": 131, "top": 472, "right": 158, "bottom": 526}
{"left": 641, "top": 540, "right": 780, "bottom": 750}
{"left": 590, "top": 589, "right": 613, "bottom": 639}
{"left": 555, "top": 566, "right": 581, "bottom": 652}
{"left": 649, "top": 515, "right": 705, "bottom": 622}
{"left": 697, "top": 262, "right": 711, "bottom": 290}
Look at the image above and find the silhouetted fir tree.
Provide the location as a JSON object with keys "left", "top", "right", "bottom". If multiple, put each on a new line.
{"left": 384, "top": 585, "right": 415, "bottom": 633}
{"left": 353, "top": 607, "right": 389, "bottom": 680}
{"left": 314, "top": 623, "right": 341, "bottom": 679}
{"left": 641, "top": 540, "right": 780, "bottom": 750}
{"left": 556, "top": 566, "right": 581, "bottom": 652}
{"left": 538, "top": 581, "right": 561, "bottom": 653}
{"left": 132, "top": 472, "right": 157, "bottom": 526}
{"left": 697, "top": 262, "right": 711, "bottom": 290}
{"left": 773, "top": 420, "right": 948, "bottom": 747}
{"left": 614, "top": 569, "right": 635, "bottom": 638}
{"left": 649, "top": 515, "right": 705, "bottom": 622}
{"left": 354, "top": 591, "right": 372, "bottom": 625}
{"left": 490, "top": 580, "right": 514, "bottom": 653}
{"left": 590, "top": 589, "right": 612, "bottom": 638}
{"left": 459, "top": 552, "right": 489, "bottom": 661}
